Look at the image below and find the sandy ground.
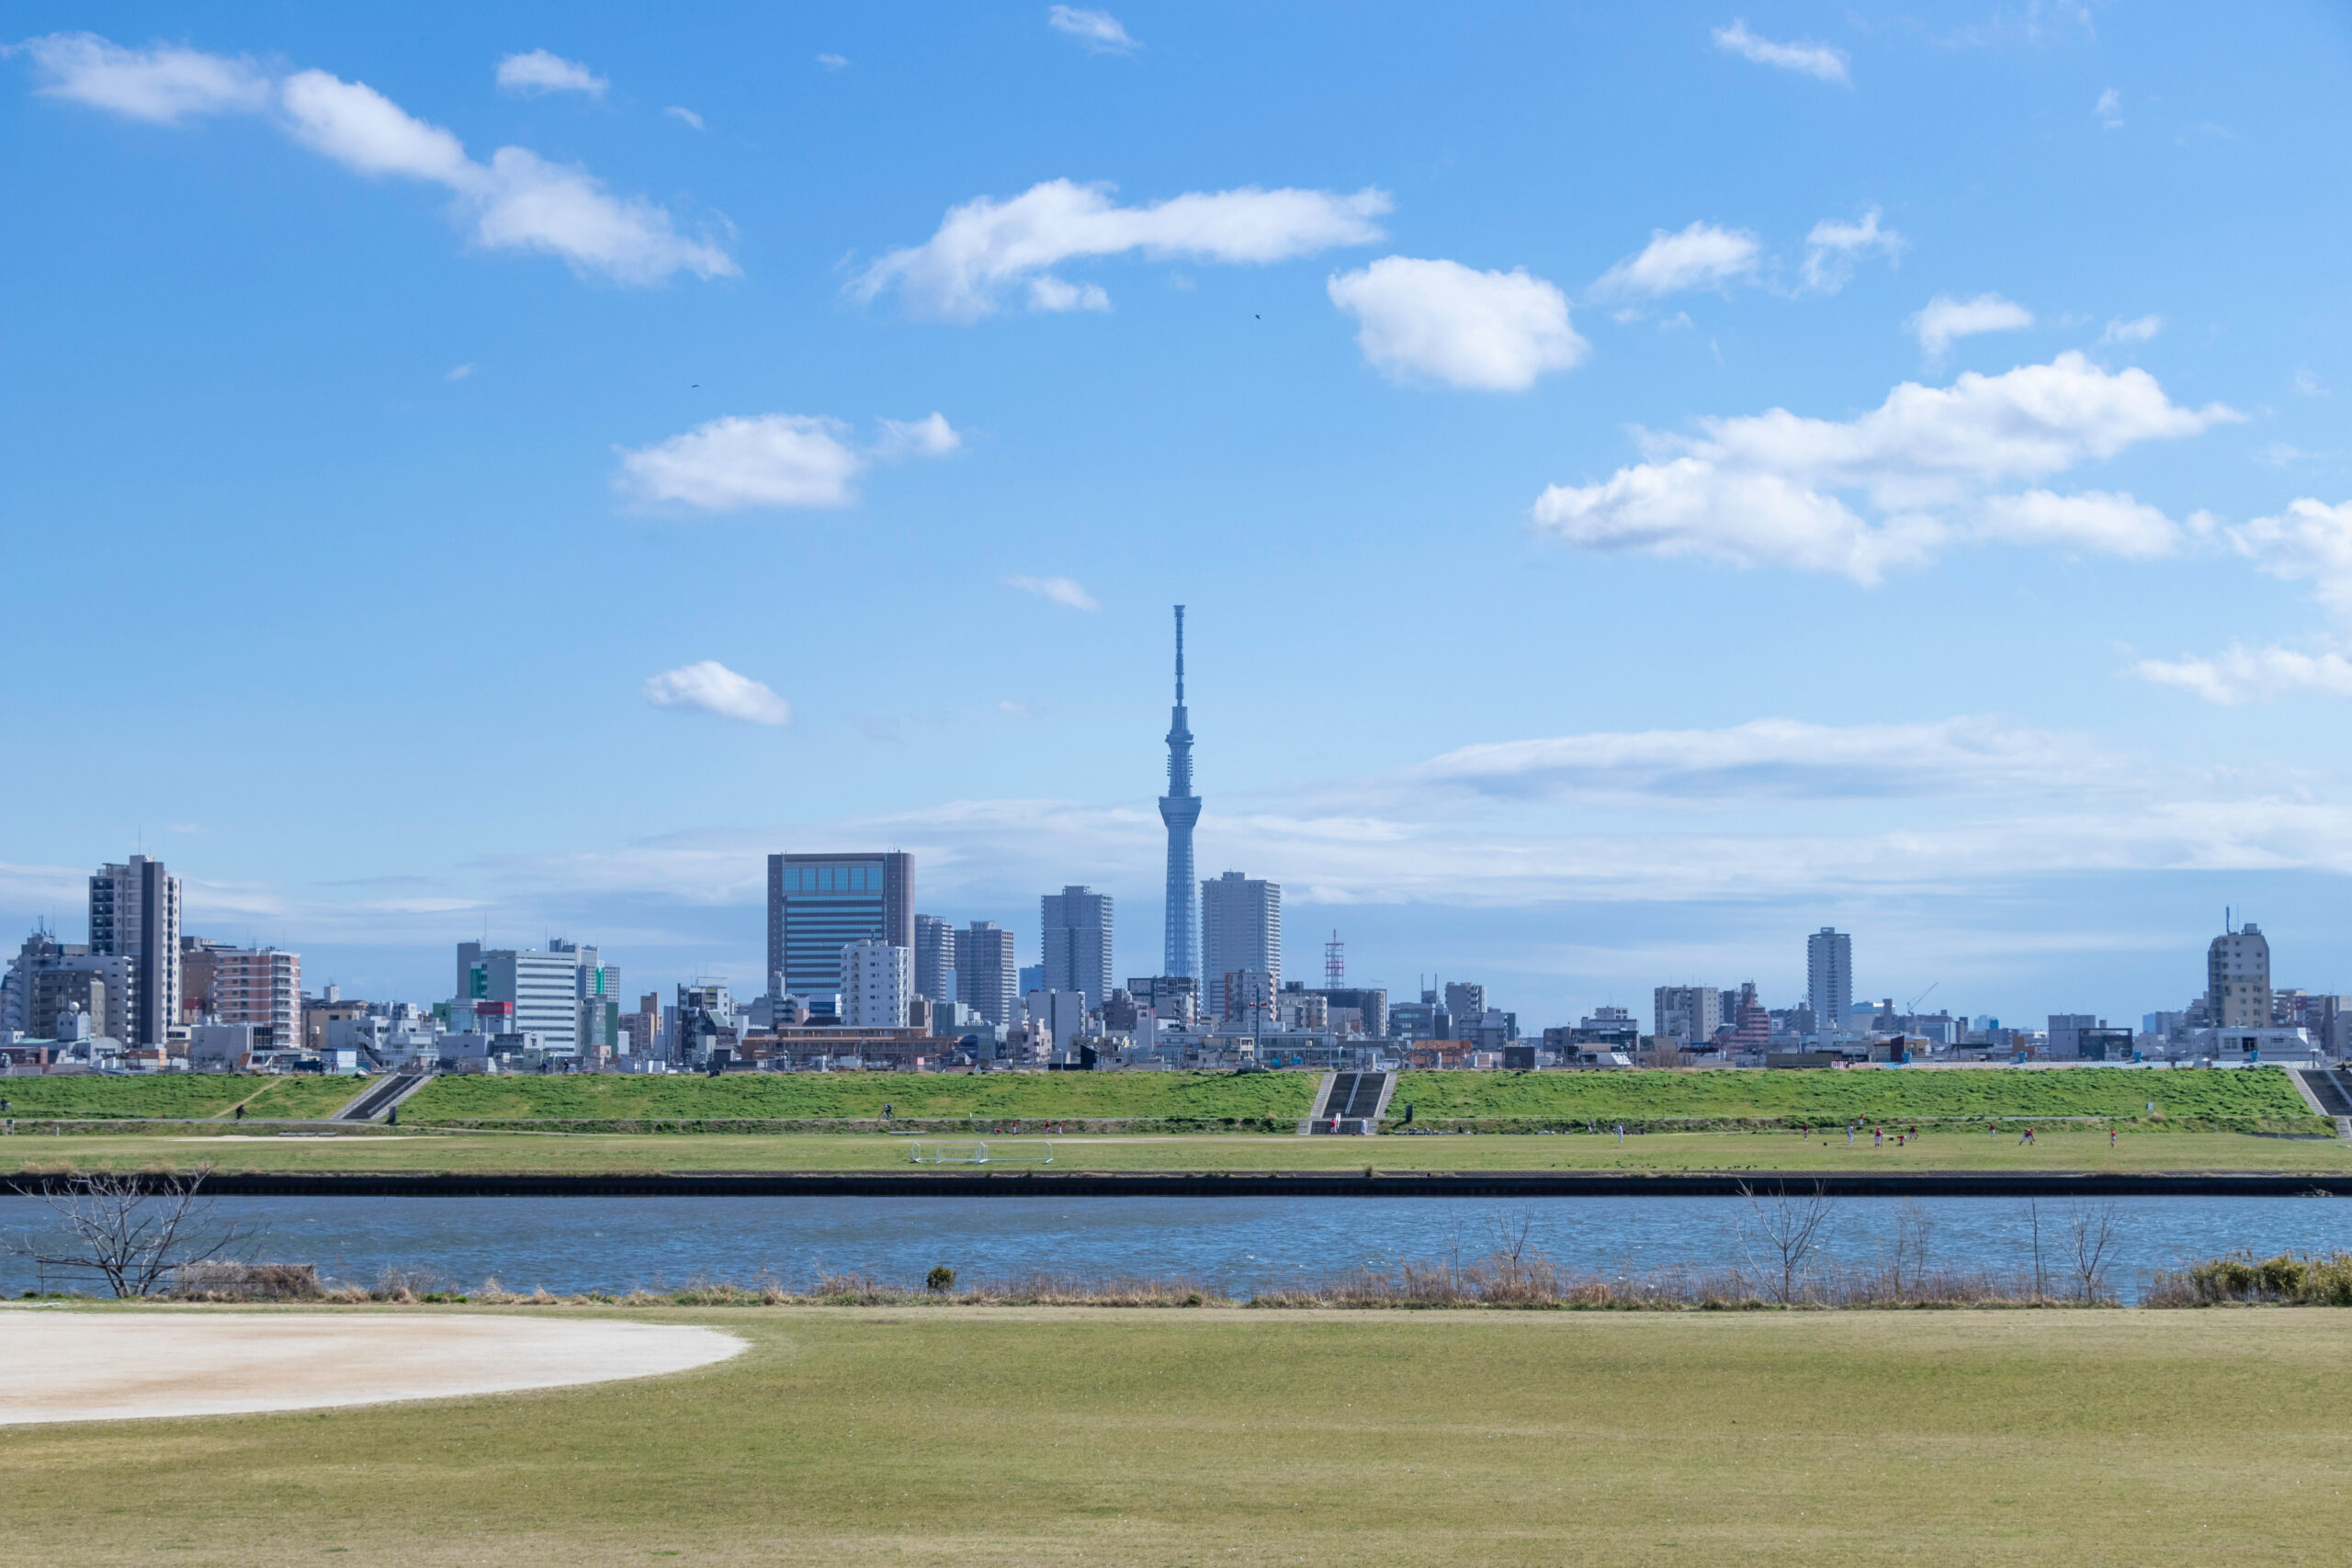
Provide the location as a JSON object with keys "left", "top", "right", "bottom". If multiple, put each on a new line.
{"left": 0, "top": 1312, "right": 742, "bottom": 1425}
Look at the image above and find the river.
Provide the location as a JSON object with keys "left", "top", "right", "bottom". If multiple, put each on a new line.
{"left": 4, "top": 1193, "right": 2347, "bottom": 1302}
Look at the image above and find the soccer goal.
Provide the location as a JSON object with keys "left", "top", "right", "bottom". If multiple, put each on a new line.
{"left": 906, "top": 1140, "right": 1055, "bottom": 1166}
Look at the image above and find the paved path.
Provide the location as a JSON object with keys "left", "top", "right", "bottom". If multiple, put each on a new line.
{"left": 0, "top": 1312, "right": 741, "bottom": 1425}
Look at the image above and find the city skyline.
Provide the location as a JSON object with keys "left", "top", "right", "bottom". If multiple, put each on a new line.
{"left": 6, "top": 6, "right": 2352, "bottom": 1022}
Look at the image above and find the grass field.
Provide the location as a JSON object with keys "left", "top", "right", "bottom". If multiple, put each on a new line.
{"left": 0, "top": 1074, "right": 364, "bottom": 1121}
{"left": 5, "top": 1303, "right": 2348, "bottom": 1566}
{"left": 5, "top": 1066, "right": 2325, "bottom": 1133}
{"left": 6, "top": 1124, "right": 2349, "bottom": 1177}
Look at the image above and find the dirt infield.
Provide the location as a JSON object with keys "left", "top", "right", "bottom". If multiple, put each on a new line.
{"left": 0, "top": 1311, "right": 742, "bottom": 1425}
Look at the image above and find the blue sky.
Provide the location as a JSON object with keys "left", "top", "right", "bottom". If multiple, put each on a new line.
{"left": 6, "top": 2, "right": 2352, "bottom": 1026}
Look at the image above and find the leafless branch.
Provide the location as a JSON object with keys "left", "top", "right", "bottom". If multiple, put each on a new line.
{"left": 1738, "top": 1181, "right": 1834, "bottom": 1304}
{"left": 7, "top": 1171, "right": 256, "bottom": 1299}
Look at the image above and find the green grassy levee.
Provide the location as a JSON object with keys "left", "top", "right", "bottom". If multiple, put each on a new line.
{"left": 6, "top": 1124, "right": 2350, "bottom": 1177}
{"left": 6, "top": 1304, "right": 2349, "bottom": 1566}
{"left": 1, "top": 1065, "right": 2323, "bottom": 1132}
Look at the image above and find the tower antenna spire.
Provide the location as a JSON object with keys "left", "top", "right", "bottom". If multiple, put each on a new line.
{"left": 1158, "top": 604, "right": 1202, "bottom": 980}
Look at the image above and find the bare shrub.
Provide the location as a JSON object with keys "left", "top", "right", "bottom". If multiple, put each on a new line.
{"left": 7, "top": 1171, "right": 255, "bottom": 1299}
{"left": 173, "top": 1261, "right": 322, "bottom": 1302}
{"left": 1738, "top": 1182, "right": 1834, "bottom": 1304}
{"left": 2064, "top": 1201, "right": 2122, "bottom": 1303}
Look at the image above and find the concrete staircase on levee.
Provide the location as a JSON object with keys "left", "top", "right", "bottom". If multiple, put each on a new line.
{"left": 2290, "top": 1067, "right": 2352, "bottom": 1141}
{"left": 1299, "top": 1070, "right": 1396, "bottom": 1134}
{"left": 332, "top": 1070, "right": 435, "bottom": 1123}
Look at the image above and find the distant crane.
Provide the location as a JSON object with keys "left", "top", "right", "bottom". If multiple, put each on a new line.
{"left": 1904, "top": 981, "right": 1939, "bottom": 1016}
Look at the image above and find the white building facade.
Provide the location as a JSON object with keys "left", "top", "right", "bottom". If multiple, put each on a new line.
{"left": 843, "top": 939, "right": 912, "bottom": 1028}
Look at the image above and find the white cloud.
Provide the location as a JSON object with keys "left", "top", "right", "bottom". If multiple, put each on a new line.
{"left": 469, "top": 146, "right": 736, "bottom": 284}
{"left": 1532, "top": 352, "right": 2237, "bottom": 583}
{"left": 616, "top": 415, "right": 862, "bottom": 511}
{"left": 1002, "top": 575, "right": 1100, "bottom": 611}
{"left": 1975, "top": 490, "right": 2190, "bottom": 559}
{"left": 615, "top": 412, "right": 960, "bottom": 512}
{"left": 1414, "top": 716, "right": 2093, "bottom": 801}
{"left": 854, "top": 178, "right": 1389, "bottom": 321}
{"left": 446, "top": 362, "right": 474, "bottom": 380}
{"left": 2224, "top": 498, "right": 2352, "bottom": 621}
{"left": 279, "top": 69, "right": 471, "bottom": 181}
{"left": 664, "top": 106, "right": 705, "bottom": 130}
{"left": 816, "top": 53, "right": 849, "bottom": 70}
{"left": 2097, "top": 314, "right": 2161, "bottom": 346}
{"left": 1590, "top": 221, "right": 1759, "bottom": 300}
{"left": 1326, "top": 256, "right": 1587, "bottom": 390}
{"left": 495, "top": 50, "right": 606, "bottom": 97}
{"left": 35, "top": 38, "right": 732, "bottom": 287}
{"left": 17, "top": 32, "right": 270, "bottom": 123}
{"left": 999, "top": 700, "right": 1040, "bottom": 719}
{"left": 277, "top": 70, "right": 735, "bottom": 285}
{"left": 2131, "top": 501, "right": 2352, "bottom": 703}
{"left": 1908, "top": 291, "right": 2033, "bottom": 358}
{"left": 642, "top": 660, "right": 791, "bottom": 725}
{"left": 875, "top": 412, "right": 963, "bottom": 458}
{"left": 1027, "top": 275, "right": 1113, "bottom": 312}
{"left": 1800, "top": 209, "right": 1905, "bottom": 293}
{"left": 1047, "top": 6, "right": 1137, "bottom": 52}
{"left": 2132, "top": 645, "right": 2352, "bottom": 705}
{"left": 2293, "top": 368, "right": 2326, "bottom": 398}
{"left": 2096, "top": 87, "right": 2123, "bottom": 129}
{"left": 1711, "top": 19, "right": 1851, "bottom": 85}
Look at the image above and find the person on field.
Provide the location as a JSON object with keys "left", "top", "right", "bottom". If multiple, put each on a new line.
{"left": 1615, "top": 1122, "right": 1625, "bottom": 1144}
{"left": 1873, "top": 1127, "right": 1883, "bottom": 1147}
{"left": 2018, "top": 1126, "right": 2036, "bottom": 1145}
{"left": 2109, "top": 1127, "right": 2118, "bottom": 1149}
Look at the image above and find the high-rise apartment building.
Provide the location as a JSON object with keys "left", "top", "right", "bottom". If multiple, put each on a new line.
{"left": 553, "top": 940, "right": 620, "bottom": 1055}
{"left": 457, "top": 942, "right": 584, "bottom": 1055}
{"left": 1805, "top": 928, "right": 1852, "bottom": 1043}
{"left": 913, "top": 914, "right": 956, "bottom": 1002}
{"left": 1654, "top": 985, "right": 1722, "bottom": 1043}
{"left": 3, "top": 931, "right": 130, "bottom": 1041}
{"left": 88, "top": 854, "right": 180, "bottom": 1046}
{"left": 767, "top": 852, "right": 912, "bottom": 999}
{"left": 842, "top": 939, "right": 911, "bottom": 1028}
{"left": 1041, "top": 886, "right": 1114, "bottom": 1010}
{"left": 1200, "top": 871, "right": 1280, "bottom": 1018}
{"left": 1444, "top": 981, "right": 1487, "bottom": 1021}
{"left": 2207, "top": 923, "right": 2272, "bottom": 1028}
{"left": 1728, "top": 982, "right": 1770, "bottom": 1053}
{"left": 210, "top": 947, "right": 301, "bottom": 1053}
{"left": 1158, "top": 606, "right": 1202, "bottom": 981}
{"left": 956, "top": 921, "right": 1017, "bottom": 1025}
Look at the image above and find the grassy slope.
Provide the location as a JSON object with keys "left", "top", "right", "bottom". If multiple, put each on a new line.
{"left": 9, "top": 1066, "right": 2322, "bottom": 1132}
{"left": 401, "top": 1068, "right": 1318, "bottom": 1122}
{"left": 1388, "top": 1064, "right": 2315, "bottom": 1124}
{"left": 0, "top": 1074, "right": 368, "bottom": 1121}
{"left": 5, "top": 1305, "right": 2349, "bottom": 1567}
{"left": 10, "top": 1126, "right": 2350, "bottom": 1177}
{"left": 408, "top": 1065, "right": 2322, "bottom": 1129}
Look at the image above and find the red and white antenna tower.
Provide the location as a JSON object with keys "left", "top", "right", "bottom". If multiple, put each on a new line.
{"left": 1324, "top": 930, "right": 1344, "bottom": 987}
